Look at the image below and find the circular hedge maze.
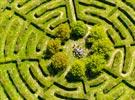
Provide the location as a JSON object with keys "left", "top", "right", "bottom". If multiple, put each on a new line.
{"left": 1, "top": 0, "right": 135, "bottom": 100}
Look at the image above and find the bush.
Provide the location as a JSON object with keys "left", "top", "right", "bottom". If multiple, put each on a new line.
{"left": 85, "top": 25, "right": 107, "bottom": 47}
{"left": 71, "top": 21, "right": 88, "bottom": 39}
{"left": 55, "top": 23, "right": 71, "bottom": 41}
{"left": 86, "top": 54, "right": 106, "bottom": 77}
{"left": 66, "top": 60, "right": 85, "bottom": 81}
{"left": 46, "top": 39, "right": 61, "bottom": 57}
{"left": 51, "top": 52, "right": 69, "bottom": 75}
{"left": 85, "top": 35, "right": 95, "bottom": 48}
{"left": 90, "top": 25, "right": 107, "bottom": 40}
{"left": 91, "top": 39, "right": 114, "bottom": 60}
{"left": 85, "top": 25, "right": 114, "bottom": 59}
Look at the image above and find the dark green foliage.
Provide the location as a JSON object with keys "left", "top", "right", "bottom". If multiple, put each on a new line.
{"left": 86, "top": 54, "right": 106, "bottom": 77}
{"left": 85, "top": 35, "right": 94, "bottom": 48}
{"left": 85, "top": 25, "right": 107, "bottom": 47}
{"left": 55, "top": 23, "right": 71, "bottom": 41}
{"left": 46, "top": 39, "right": 61, "bottom": 57}
{"left": 89, "top": 25, "right": 107, "bottom": 40}
{"left": 91, "top": 39, "right": 114, "bottom": 60}
{"left": 71, "top": 21, "right": 88, "bottom": 39}
{"left": 66, "top": 60, "right": 85, "bottom": 81}
{"left": 85, "top": 25, "right": 114, "bottom": 77}
{"left": 51, "top": 52, "right": 69, "bottom": 75}
{"left": 86, "top": 25, "right": 114, "bottom": 59}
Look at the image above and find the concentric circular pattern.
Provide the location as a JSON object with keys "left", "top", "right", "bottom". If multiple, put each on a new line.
{"left": 1, "top": 0, "right": 135, "bottom": 100}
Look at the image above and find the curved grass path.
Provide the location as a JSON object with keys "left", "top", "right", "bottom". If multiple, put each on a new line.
{"left": 0, "top": 0, "right": 135, "bottom": 100}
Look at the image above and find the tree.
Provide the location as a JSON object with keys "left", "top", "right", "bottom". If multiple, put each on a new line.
{"left": 90, "top": 25, "right": 107, "bottom": 40}
{"left": 85, "top": 25, "right": 107, "bottom": 48}
{"left": 86, "top": 54, "right": 106, "bottom": 77}
{"left": 55, "top": 23, "right": 71, "bottom": 41}
{"left": 91, "top": 39, "right": 114, "bottom": 60}
{"left": 71, "top": 21, "right": 88, "bottom": 39}
{"left": 85, "top": 25, "right": 114, "bottom": 59}
{"left": 46, "top": 39, "right": 61, "bottom": 57}
{"left": 51, "top": 52, "right": 69, "bottom": 75}
{"left": 66, "top": 60, "right": 85, "bottom": 81}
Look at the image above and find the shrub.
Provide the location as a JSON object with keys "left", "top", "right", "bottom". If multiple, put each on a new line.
{"left": 51, "top": 52, "right": 69, "bottom": 75}
{"left": 66, "top": 60, "right": 85, "bottom": 81}
{"left": 85, "top": 25, "right": 114, "bottom": 59}
{"left": 71, "top": 21, "right": 88, "bottom": 39}
{"left": 46, "top": 39, "right": 61, "bottom": 57}
{"left": 55, "top": 23, "right": 71, "bottom": 41}
{"left": 86, "top": 54, "right": 106, "bottom": 77}
{"left": 91, "top": 39, "right": 114, "bottom": 60}
{"left": 85, "top": 25, "right": 107, "bottom": 47}
{"left": 85, "top": 35, "right": 95, "bottom": 48}
{"left": 90, "top": 25, "right": 107, "bottom": 40}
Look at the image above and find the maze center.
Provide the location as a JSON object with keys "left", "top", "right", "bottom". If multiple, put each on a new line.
{"left": 1, "top": 0, "right": 135, "bottom": 100}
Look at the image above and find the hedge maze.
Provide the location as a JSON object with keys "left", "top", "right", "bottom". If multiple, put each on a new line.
{"left": 1, "top": 0, "right": 135, "bottom": 100}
